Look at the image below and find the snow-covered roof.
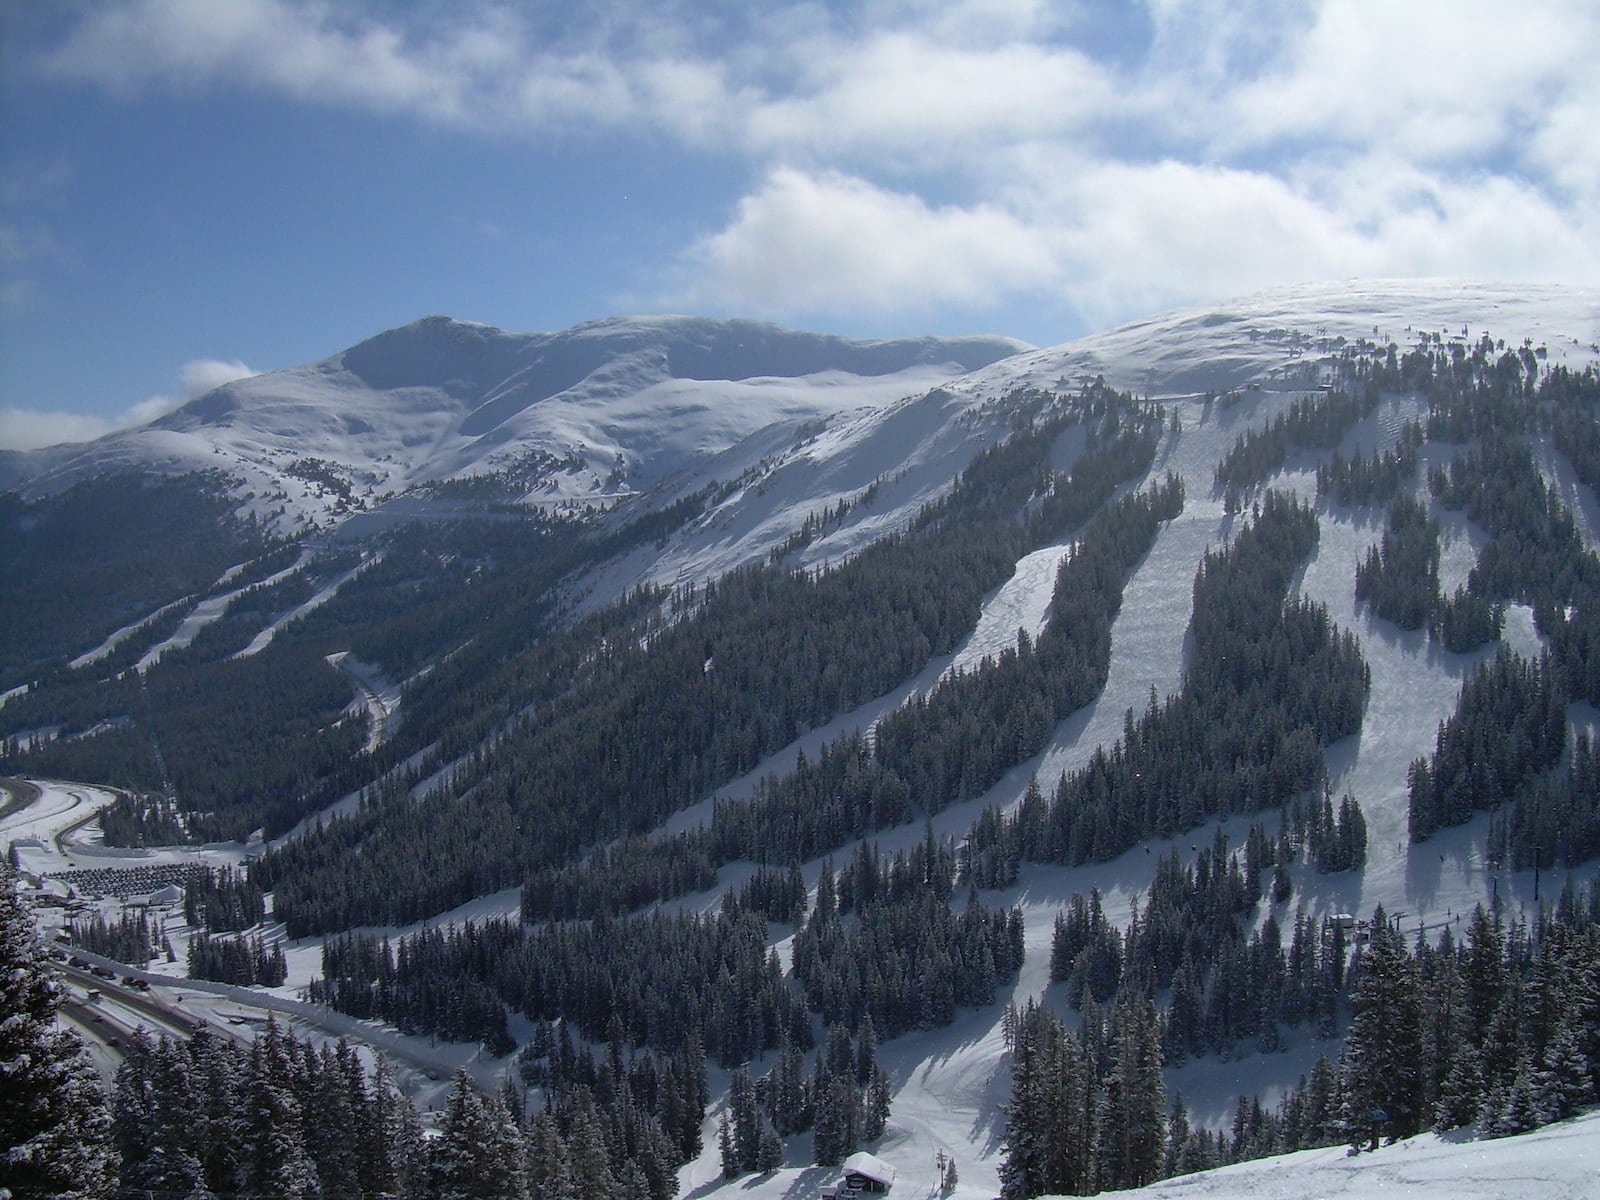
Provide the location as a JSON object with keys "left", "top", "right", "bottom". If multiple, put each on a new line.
{"left": 143, "top": 882, "right": 184, "bottom": 905}
{"left": 842, "top": 1151, "right": 896, "bottom": 1187}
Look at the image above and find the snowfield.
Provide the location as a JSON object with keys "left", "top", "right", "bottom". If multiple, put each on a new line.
{"left": 672, "top": 1107, "right": 1600, "bottom": 1200}
{"left": 1092, "top": 1109, "right": 1600, "bottom": 1200}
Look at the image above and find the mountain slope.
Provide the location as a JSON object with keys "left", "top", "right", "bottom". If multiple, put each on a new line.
{"left": 7, "top": 280, "right": 1600, "bottom": 1200}
{"left": 0, "top": 316, "right": 1027, "bottom": 532}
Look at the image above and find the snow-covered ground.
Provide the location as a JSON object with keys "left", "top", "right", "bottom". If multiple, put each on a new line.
{"left": 231, "top": 553, "right": 373, "bottom": 659}
{"left": 2, "top": 778, "right": 120, "bottom": 856}
{"left": 1096, "top": 1109, "right": 1600, "bottom": 1200}
{"left": 4, "top": 778, "right": 255, "bottom": 888}
{"left": 676, "top": 1108, "right": 1600, "bottom": 1200}
{"left": 8, "top": 316, "right": 1020, "bottom": 537}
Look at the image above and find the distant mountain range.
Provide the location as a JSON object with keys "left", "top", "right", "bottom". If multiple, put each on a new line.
{"left": 0, "top": 315, "right": 1027, "bottom": 534}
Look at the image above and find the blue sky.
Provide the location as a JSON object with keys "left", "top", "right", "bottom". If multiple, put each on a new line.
{"left": 2, "top": 0, "right": 1597, "bottom": 450}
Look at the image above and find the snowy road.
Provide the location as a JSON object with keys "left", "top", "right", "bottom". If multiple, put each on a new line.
{"left": 1, "top": 778, "right": 120, "bottom": 855}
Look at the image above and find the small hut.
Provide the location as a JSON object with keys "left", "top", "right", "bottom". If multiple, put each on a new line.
{"left": 819, "top": 1151, "right": 896, "bottom": 1197}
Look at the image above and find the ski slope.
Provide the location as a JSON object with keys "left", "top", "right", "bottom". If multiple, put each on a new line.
{"left": 11, "top": 281, "right": 1600, "bottom": 1195}
{"left": 1085, "top": 1109, "right": 1600, "bottom": 1200}
{"left": 648, "top": 282, "right": 1600, "bottom": 1196}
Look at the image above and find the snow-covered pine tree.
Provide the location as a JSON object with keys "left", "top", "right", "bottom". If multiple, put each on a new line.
{"left": 811, "top": 1073, "right": 859, "bottom": 1166}
{"left": 1538, "top": 1017, "right": 1596, "bottom": 1121}
{"left": 187, "top": 1025, "right": 245, "bottom": 1195}
{"left": 1100, "top": 995, "right": 1166, "bottom": 1189}
{"left": 565, "top": 1088, "right": 619, "bottom": 1198}
{"left": 615, "top": 1159, "right": 652, "bottom": 1200}
{"left": 238, "top": 1020, "right": 318, "bottom": 1199}
{"left": 863, "top": 1064, "right": 892, "bottom": 1141}
{"left": 755, "top": 1112, "right": 784, "bottom": 1173}
{"left": 0, "top": 862, "right": 114, "bottom": 1199}
{"left": 728, "top": 1066, "right": 760, "bottom": 1171}
{"left": 998, "top": 999, "right": 1094, "bottom": 1200}
{"left": 430, "top": 1068, "right": 529, "bottom": 1200}
{"left": 366, "top": 1057, "right": 428, "bottom": 1199}
{"left": 526, "top": 1111, "right": 578, "bottom": 1200}
{"left": 1340, "top": 906, "right": 1424, "bottom": 1147}
{"left": 1433, "top": 1042, "right": 1486, "bottom": 1132}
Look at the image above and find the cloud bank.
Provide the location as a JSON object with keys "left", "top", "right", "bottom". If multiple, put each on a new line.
{"left": 27, "top": 0, "right": 1600, "bottom": 332}
{"left": 0, "top": 357, "right": 257, "bottom": 451}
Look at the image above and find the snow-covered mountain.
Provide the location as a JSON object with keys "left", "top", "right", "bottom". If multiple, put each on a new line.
{"left": 579, "top": 279, "right": 1599, "bottom": 605}
{"left": 9, "top": 279, "right": 1600, "bottom": 1200}
{"left": 0, "top": 315, "right": 1027, "bottom": 532}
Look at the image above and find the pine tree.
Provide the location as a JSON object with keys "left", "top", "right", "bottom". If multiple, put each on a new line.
{"left": 863, "top": 1065, "right": 892, "bottom": 1142}
{"left": 1341, "top": 908, "right": 1425, "bottom": 1147}
{"left": 1539, "top": 1019, "right": 1595, "bottom": 1121}
{"left": 565, "top": 1088, "right": 618, "bottom": 1198}
{"left": 1163, "top": 1093, "right": 1191, "bottom": 1177}
{"left": 728, "top": 1066, "right": 760, "bottom": 1171}
{"left": 812, "top": 1073, "right": 860, "bottom": 1167}
{"left": 430, "top": 1070, "right": 529, "bottom": 1199}
{"left": 1100, "top": 995, "right": 1166, "bottom": 1189}
{"left": 1299, "top": 1054, "right": 1343, "bottom": 1147}
{"left": 998, "top": 1001, "right": 1093, "bottom": 1200}
{"left": 1434, "top": 1043, "right": 1486, "bottom": 1132}
{"left": 718, "top": 1111, "right": 737, "bottom": 1178}
{"left": 238, "top": 1022, "right": 318, "bottom": 1200}
{"left": 187, "top": 1026, "right": 244, "bottom": 1196}
{"left": 307, "top": 1043, "right": 362, "bottom": 1199}
{"left": 0, "top": 864, "right": 114, "bottom": 1199}
{"left": 755, "top": 1112, "right": 784, "bottom": 1173}
{"left": 111, "top": 1027, "right": 162, "bottom": 1191}
{"left": 526, "top": 1111, "right": 578, "bottom": 1200}
{"left": 616, "top": 1159, "right": 653, "bottom": 1200}
{"left": 367, "top": 1058, "right": 428, "bottom": 1199}
{"left": 1500, "top": 1054, "right": 1542, "bottom": 1135}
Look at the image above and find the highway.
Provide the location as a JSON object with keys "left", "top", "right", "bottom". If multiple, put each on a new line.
{"left": 54, "top": 960, "right": 209, "bottom": 1042}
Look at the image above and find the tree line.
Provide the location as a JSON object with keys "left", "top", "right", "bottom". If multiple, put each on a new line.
{"left": 263, "top": 390, "right": 1170, "bottom": 935}
{"left": 521, "top": 471, "right": 1183, "bottom": 923}
{"left": 998, "top": 875, "right": 1600, "bottom": 1198}
{"left": 1050, "top": 817, "right": 1365, "bottom": 1063}
{"left": 965, "top": 490, "right": 1368, "bottom": 878}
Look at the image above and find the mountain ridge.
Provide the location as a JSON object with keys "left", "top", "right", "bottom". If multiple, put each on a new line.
{"left": 0, "top": 315, "right": 1030, "bottom": 532}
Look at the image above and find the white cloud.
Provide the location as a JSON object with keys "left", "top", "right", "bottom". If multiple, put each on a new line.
{"left": 39, "top": 0, "right": 748, "bottom": 141}
{"left": 670, "top": 167, "right": 1055, "bottom": 317}
{"left": 744, "top": 33, "right": 1113, "bottom": 165}
{"left": 178, "top": 357, "right": 258, "bottom": 398}
{"left": 128, "top": 357, "right": 260, "bottom": 426}
{"left": 43, "top": 0, "right": 498, "bottom": 123}
{"left": 990, "top": 150, "right": 1600, "bottom": 327}
{"left": 1211, "top": 0, "right": 1598, "bottom": 164}
{"left": 663, "top": 146, "right": 1600, "bottom": 336}
{"left": 28, "top": 0, "right": 1600, "bottom": 339}
{"left": 0, "top": 408, "right": 118, "bottom": 452}
{"left": 0, "top": 357, "right": 258, "bottom": 452}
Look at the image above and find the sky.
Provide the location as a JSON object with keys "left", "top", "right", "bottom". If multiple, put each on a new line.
{"left": 1, "top": 0, "right": 1597, "bottom": 451}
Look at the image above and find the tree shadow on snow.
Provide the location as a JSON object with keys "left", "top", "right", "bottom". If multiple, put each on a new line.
{"left": 780, "top": 1166, "right": 833, "bottom": 1199}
